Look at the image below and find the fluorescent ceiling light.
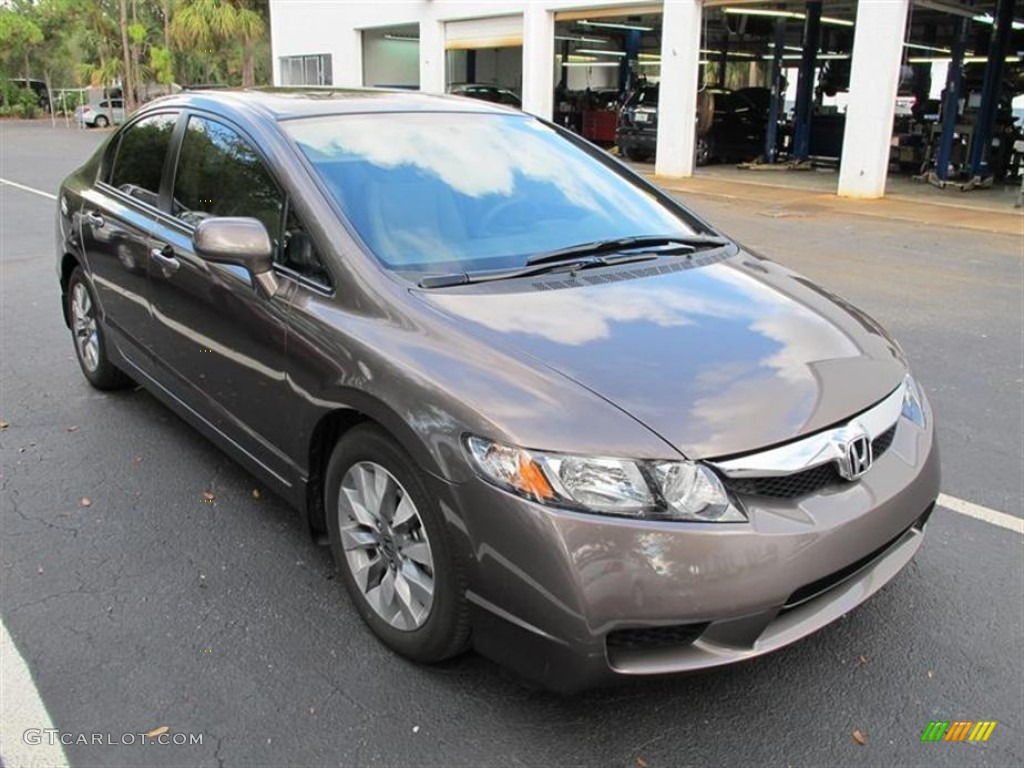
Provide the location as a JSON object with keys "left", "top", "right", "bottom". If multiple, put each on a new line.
{"left": 762, "top": 53, "right": 850, "bottom": 61}
{"left": 384, "top": 34, "right": 419, "bottom": 42}
{"left": 637, "top": 53, "right": 661, "bottom": 60}
{"left": 575, "top": 48, "right": 626, "bottom": 57}
{"left": 722, "top": 8, "right": 854, "bottom": 28}
{"left": 578, "top": 20, "right": 654, "bottom": 32}
{"left": 905, "top": 42, "right": 952, "bottom": 54}
{"left": 701, "top": 48, "right": 756, "bottom": 59}
{"left": 562, "top": 61, "right": 621, "bottom": 68}
{"left": 908, "top": 55, "right": 1020, "bottom": 64}
{"left": 973, "top": 13, "right": 1024, "bottom": 31}
{"left": 554, "top": 35, "right": 607, "bottom": 44}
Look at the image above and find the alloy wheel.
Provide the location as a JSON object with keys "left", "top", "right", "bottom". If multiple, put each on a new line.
{"left": 337, "top": 461, "right": 435, "bottom": 631}
{"left": 70, "top": 282, "right": 100, "bottom": 372}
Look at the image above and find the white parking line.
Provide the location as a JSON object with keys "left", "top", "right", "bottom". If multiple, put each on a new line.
{"left": 0, "top": 618, "right": 70, "bottom": 767}
{"left": 937, "top": 493, "right": 1023, "bottom": 535}
{"left": 1, "top": 177, "right": 1021, "bottom": 536}
{"left": 0, "top": 178, "right": 57, "bottom": 201}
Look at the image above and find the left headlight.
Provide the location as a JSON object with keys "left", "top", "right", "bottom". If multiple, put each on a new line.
{"left": 464, "top": 435, "right": 745, "bottom": 523}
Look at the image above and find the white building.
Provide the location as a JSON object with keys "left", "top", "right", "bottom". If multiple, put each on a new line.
{"left": 268, "top": 0, "right": 1013, "bottom": 199}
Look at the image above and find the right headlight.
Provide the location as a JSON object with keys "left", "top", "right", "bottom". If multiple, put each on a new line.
{"left": 901, "top": 374, "right": 927, "bottom": 429}
{"left": 464, "top": 435, "right": 746, "bottom": 523}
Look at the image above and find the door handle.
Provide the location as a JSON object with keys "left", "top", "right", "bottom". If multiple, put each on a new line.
{"left": 81, "top": 211, "right": 104, "bottom": 229}
{"left": 151, "top": 245, "right": 180, "bottom": 274}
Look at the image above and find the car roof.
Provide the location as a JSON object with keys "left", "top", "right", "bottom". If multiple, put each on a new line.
{"left": 139, "top": 87, "right": 519, "bottom": 121}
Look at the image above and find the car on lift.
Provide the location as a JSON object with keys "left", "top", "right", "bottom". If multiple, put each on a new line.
{"left": 55, "top": 88, "right": 938, "bottom": 691}
{"left": 448, "top": 83, "right": 522, "bottom": 108}
{"left": 617, "top": 84, "right": 773, "bottom": 165}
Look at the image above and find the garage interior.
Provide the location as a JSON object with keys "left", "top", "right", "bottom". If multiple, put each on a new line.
{"left": 548, "top": 1, "right": 1022, "bottom": 203}
{"left": 351, "top": 1, "right": 1021, "bottom": 205}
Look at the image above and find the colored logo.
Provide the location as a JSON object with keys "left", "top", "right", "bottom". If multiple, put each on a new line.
{"left": 921, "top": 721, "right": 997, "bottom": 742}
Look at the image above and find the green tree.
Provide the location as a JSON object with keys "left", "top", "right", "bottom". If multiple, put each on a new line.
{"left": 171, "top": 0, "right": 264, "bottom": 87}
{"left": 0, "top": 9, "right": 44, "bottom": 85}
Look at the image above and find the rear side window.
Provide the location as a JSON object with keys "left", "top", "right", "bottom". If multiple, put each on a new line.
{"left": 171, "top": 115, "right": 282, "bottom": 236}
{"left": 108, "top": 113, "right": 178, "bottom": 207}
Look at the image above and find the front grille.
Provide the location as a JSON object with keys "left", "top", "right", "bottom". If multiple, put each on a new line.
{"left": 723, "top": 423, "right": 898, "bottom": 499}
{"left": 606, "top": 622, "right": 709, "bottom": 651}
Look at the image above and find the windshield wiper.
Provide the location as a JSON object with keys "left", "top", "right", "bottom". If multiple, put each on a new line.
{"left": 526, "top": 234, "right": 730, "bottom": 266}
{"left": 418, "top": 252, "right": 661, "bottom": 289}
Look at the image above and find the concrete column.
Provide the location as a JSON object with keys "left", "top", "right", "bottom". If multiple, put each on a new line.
{"left": 522, "top": 5, "right": 555, "bottom": 119}
{"left": 654, "top": 0, "right": 702, "bottom": 178}
{"left": 419, "top": 19, "right": 446, "bottom": 94}
{"left": 837, "top": 0, "right": 910, "bottom": 198}
{"left": 343, "top": 29, "right": 363, "bottom": 88}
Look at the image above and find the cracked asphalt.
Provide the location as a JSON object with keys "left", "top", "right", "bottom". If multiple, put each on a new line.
{"left": 1, "top": 122, "right": 1022, "bottom": 767}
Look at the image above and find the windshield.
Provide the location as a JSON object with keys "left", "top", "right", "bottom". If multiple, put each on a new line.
{"left": 627, "top": 86, "right": 659, "bottom": 108}
{"left": 285, "top": 112, "right": 697, "bottom": 274}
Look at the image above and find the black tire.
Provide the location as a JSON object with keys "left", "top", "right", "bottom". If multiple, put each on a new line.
{"left": 93, "top": 115, "right": 109, "bottom": 128}
{"left": 66, "top": 267, "right": 131, "bottom": 390}
{"left": 696, "top": 136, "right": 714, "bottom": 167}
{"left": 325, "top": 424, "right": 470, "bottom": 663}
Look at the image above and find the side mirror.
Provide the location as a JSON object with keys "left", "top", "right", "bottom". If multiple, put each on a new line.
{"left": 192, "top": 217, "right": 278, "bottom": 296}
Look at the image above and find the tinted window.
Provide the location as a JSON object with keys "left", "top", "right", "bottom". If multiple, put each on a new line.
{"left": 172, "top": 116, "right": 282, "bottom": 235}
{"left": 627, "top": 86, "right": 659, "bottom": 108}
{"left": 173, "top": 116, "right": 330, "bottom": 286}
{"left": 108, "top": 113, "right": 177, "bottom": 206}
{"left": 286, "top": 113, "right": 696, "bottom": 274}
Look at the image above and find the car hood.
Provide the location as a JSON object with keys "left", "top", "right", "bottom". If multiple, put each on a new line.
{"left": 414, "top": 252, "right": 907, "bottom": 458}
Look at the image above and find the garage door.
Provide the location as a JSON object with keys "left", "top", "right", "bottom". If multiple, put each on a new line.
{"left": 445, "top": 15, "right": 523, "bottom": 50}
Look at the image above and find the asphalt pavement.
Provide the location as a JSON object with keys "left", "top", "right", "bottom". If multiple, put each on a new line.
{"left": 1, "top": 121, "right": 1022, "bottom": 767}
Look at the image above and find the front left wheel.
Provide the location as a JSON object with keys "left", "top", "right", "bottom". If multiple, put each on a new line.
{"left": 325, "top": 424, "right": 470, "bottom": 663}
{"left": 67, "top": 267, "right": 130, "bottom": 390}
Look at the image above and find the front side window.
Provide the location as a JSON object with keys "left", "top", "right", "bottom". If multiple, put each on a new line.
{"left": 173, "top": 115, "right": 331, "bottom": 287}
{"left": 285, "top": 112, "right": 697, "bottom": 274}
{"left": 108, "top": 113, "right": 177, "bottom": 206}
{"left": 172, "top": 115, "right": 283, "bottom": 236}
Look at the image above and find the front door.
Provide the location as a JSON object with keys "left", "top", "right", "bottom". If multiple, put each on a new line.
{"left": 146, "top": 113, "right": 298, "bottom": 485}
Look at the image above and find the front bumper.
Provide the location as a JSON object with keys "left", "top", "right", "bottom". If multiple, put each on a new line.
{"left": 448, "top": 413, "right": 939, "bottom": 691}
{"left": 616, "top": 128, "right": 657, "bottom": 155}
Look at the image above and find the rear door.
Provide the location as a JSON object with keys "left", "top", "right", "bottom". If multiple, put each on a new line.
{"left": 78, "top": 111, "right": 178, "bottom": 368}
{"left": 145, "top": 112, "right": 303, "bottom": 484}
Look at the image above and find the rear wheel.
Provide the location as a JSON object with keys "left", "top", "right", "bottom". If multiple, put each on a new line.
{"left": 325, "top": 424, "right": 470, "bottom": 662}
{"left": 67, "top": 268, "right": 130, "bottom": 390}
{"left": 93, "top": 115, "right": 109, "bottom": 128}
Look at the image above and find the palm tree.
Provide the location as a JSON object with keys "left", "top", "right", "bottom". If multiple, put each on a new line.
{"left": 171, "top": 0, "right": 265, "bottom": 87}
{"left": 118, "top": 0, "right": 135, "bottom": 111}
{"left": 232, "top": 2, "right": 264, "bottom": 88}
